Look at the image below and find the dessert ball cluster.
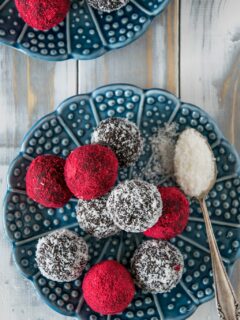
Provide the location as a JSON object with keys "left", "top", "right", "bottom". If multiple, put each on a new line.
{"left": 15, "top": 0, "right": 130, "bottom": 31}
{"left": 26, "top": 117, "right": 190, "bottom": 316}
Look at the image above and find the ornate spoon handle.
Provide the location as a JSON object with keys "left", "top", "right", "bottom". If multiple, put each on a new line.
{"left": 199, "top": 198, "right": 240, "bottom": 320}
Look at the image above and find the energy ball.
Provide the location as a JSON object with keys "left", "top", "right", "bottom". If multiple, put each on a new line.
{"left": 15, "top": 0, "right": 70, "bottom": 31}
{"left": 36, "top": 229, "right": 89, "bottom": 282}
{"left": 131, "top": 240, "right": 184, "bottom": 293}
{"left": 144, "top": 187, "right": 190, "bottom": 240}
{"left": 82, "top": 260, "right": 135, "bottom": 315}
{"left": 64, "top": 144, "right": 118, "bottom": 200}
{"left": 107, "top": 180, "right": 162, "bottom": 232}
{"left": 91, "top": 118, "right": 143, "bottom": 167}
{"left": 88, "top": 0, "right": 129, "bottom": 13}
{"left": 26, "top": 155, "right": 72, "bottom": 208}
{"left": 76, "top": 195, "right": 120, "bottom": 238}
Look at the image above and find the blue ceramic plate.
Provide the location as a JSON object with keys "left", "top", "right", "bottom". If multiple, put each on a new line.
{"left": 0, "top": 0, "right": 170, "bottom": 61}
{"left": 4, "top": 84, "right": 240, "bottom": 320}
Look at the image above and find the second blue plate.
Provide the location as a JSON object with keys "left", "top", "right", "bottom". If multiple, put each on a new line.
{"left": 0, "top": 0, "right": 170, "bottom": 60}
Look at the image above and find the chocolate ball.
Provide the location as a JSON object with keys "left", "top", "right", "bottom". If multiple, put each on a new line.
{"left": 76, "top": 195, "right": 120, "bottom": 238}
{"left": 91, "top": 118, "right": 143, "bottom": 167}
{"left": 131, "top": 239, "right": 184, "bottom": 293}
{"left": 36, "top": 229, "right": 88, "bottom": 282}
{"left": 88, "top": 0, "right": 129, "bottom": 13}
{"left": 107, "top": 179, "right": 162, "bottom": 232}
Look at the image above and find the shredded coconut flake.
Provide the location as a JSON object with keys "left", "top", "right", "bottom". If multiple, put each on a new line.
{"left": 174, "top": 128, "right": 216, "bottom": 198}
{"left": 143, "top": 123, "right": 178, "bottom": 181}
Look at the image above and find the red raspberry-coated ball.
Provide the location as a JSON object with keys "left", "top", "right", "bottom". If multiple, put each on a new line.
{"left": 15, "top": 0, "right": 70, "bottom": 31}
{"left": 64, "top": 144, "right": 118, "bottom": 200}
{"left": 82, "top": 260, "right": 135, "bottom": 315}
{"left": 26, "top": 155, "right": 72, "bottom": 208}
{"left": 144, "top": 187, "right": 189, "bottom": 240}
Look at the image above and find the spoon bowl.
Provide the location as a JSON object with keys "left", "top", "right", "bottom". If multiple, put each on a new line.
{"left": 174, "top": 128, "right": 240, "bottom": 320}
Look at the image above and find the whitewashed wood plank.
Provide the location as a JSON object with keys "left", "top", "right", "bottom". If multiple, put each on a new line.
{"left": 0, "top": 47, "right": 77, "bottom": 164}
{"left": 78, "top": 0, "right": 179, "bottom": 95}
{"left": 180, "top": 1, "right": 240, "bottom": 319}
{"left": 180, "top": 0, "right": 240, "bottom": 151}
{"left": 0, "top": 46, "right": 77, "bottom": 320}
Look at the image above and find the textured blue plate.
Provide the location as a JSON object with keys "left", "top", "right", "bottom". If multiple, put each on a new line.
{"left": 0, "top": 0, "right": 170, "bottom": 61}
{"left": 4, "top": 84, "right": 240, "bottom": 320}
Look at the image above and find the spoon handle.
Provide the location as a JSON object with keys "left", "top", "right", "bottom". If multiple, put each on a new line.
{"left": 199, "top": 198, "right": 240, "bottom": 320}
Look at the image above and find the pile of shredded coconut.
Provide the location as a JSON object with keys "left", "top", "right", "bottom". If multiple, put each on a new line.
{"left": 143, "top": 123, "right": 178, "bottom": 182}
{"left": 174, "top": 128, "right": 216, "bottom": 198}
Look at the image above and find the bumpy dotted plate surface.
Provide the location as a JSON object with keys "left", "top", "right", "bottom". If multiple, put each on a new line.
{"left": 0, "top": 0, "right": 170, "bottom": 61}
{"left": 4, "top": 84, "right": 240, "bottom": 320}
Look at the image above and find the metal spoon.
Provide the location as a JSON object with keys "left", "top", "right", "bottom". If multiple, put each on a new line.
{"left": 174, "top": 128, "right": 240, "bottom": 320}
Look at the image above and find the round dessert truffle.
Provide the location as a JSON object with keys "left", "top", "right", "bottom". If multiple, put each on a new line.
{"left": 36, "top": 229, "right": 88, "bottom": 282}
{"left": 76, "top": 195, "right": 120, "bottom": 238}
{"left": 131, "top": 240, "right": 184, "bottom": 293}
{"left": 26, "top": 155, "right": 72, "bottom": 208}
{"left": 15, "top": 0, "right": 70, "bottom": 31}
{"left": 88, "top": 0, "right": 129, "bottom": 13}
{"left": 107, "top": 179, "right": 162, "bottom": 232}
{"left": 144, "top": 187, "right": 190, "bottom": 240}
{"left": 82, "top": 260, "right": 135, "bottom": 315}
{"left": 64, "top": 144, "right": 118, "bottom": 200}
{"left": 91, "top": 118, "right": 143, "bottom": 167}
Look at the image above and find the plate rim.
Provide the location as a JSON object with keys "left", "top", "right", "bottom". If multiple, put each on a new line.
{"left": 3, "top": 83, "right": 240, "bottom": 320}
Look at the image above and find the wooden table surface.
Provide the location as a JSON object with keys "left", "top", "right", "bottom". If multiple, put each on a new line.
{"left": 0, "top": 0, "right": 240, "bottom": 319}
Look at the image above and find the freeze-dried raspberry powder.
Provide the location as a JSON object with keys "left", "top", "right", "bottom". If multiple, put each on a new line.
{"left": 15, "top": 0, "right": 70, "bottom": 31}
{"left": 144, "top": 186, "right": 189, "bottom": 239}
{"left": 82, "top": 260, "right": 135, "bottom": 315}
{"left": 64, "top": 144, "right": 118, "bottom": 200}
{"left": 26, "top": 155, "right": 72, "bottom": 208}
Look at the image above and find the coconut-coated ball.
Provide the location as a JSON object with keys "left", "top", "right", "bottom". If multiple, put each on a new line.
{"left": 88, "top": 0, "right": 129, "bottom": 13}
{"left": 36, "top": 229, "right": 89, "bottom": 282}
{"left": 26, "top": 155, "right": 72, "bottom": 208}
{"left": 64, "top": 144, "right": 118, "bottom": 200}
{"left": 144, "top": 187, "right": 190, "bottom": 239}
{"left": 15, "top": 0, "right": 70, "bottom": 31}
{"left": 107, "top": 179, "right": 163, "bottom": 232}
{"left": 76, "top": 195, "right": 120, "bottom": 238}
{"left": 82, "top": 260, "right": 135, "bottom": 315}
{"left": 91, "top": 118, "right": 143, "bottom": 167}
{"left": 131, "top": 240, "right": 184, "bottom": 293}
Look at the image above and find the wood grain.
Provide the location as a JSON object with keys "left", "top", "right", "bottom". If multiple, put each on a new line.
{"left": 0, "top": 0, "right": 240, "bottom": 319}
{"left": 180, "top": 0, "right": 240, "bottom": 152}
{"left": 180, "top": 0, "right": 240, "bottom": 319}
{"left": 0, "top": 46, "right": 77, "bottom": 320}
